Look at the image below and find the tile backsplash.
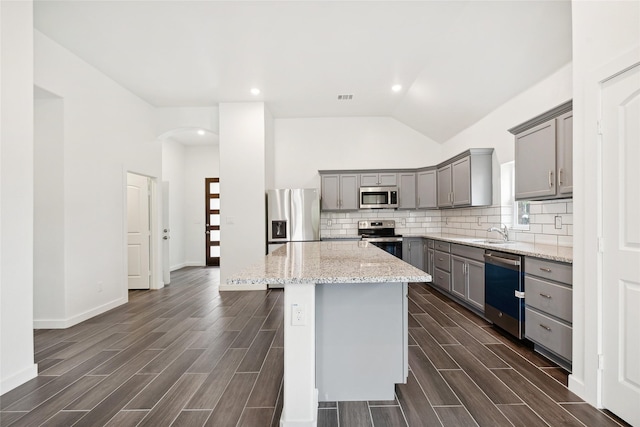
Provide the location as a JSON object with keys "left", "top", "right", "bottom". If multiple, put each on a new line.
{"left": 320, "top": 199, "right": 573, "bottom": 247}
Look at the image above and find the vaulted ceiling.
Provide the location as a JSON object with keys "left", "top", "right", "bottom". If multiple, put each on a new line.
{"left": 34, "top": 0, "right": 572, "bottom": 143}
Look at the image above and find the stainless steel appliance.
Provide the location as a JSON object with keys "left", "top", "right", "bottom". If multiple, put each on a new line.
{"left": 267, "top": 188, "right": 320, "bottom": 248}
{"left": 359, "top": 186, "right": 399, "bottom": 209}
{"left": 358, "top": 220, "right": 403, "bottom": 258}
{"left": 484, "top": 250, "right": 525, "bottom": 339}
{"left": 267, "top": 189, "right": 320, "bottom": 289}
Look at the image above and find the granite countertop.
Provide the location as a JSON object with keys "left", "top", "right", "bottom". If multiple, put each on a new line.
{"left": 227, "top": 241, "right": 432, "bottom": 285}
{"left": 415, "top": 233, "right": 573, "bottom": 263}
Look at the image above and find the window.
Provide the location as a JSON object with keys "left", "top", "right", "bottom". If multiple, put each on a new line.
{"left": 501, "top": 161, "right": 530, "bottom": 231}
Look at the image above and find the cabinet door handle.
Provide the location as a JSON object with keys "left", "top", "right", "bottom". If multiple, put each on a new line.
{"left": 539, "top": 324, "right": 552, "bottom": 331}
{"left": 539, "top": 267, "right": 552, "bottom": 273}
{"left": 548, "top": 170, "right": 554, "bottom": 188}
{"left": 558, "top": 168, "right": 564, "bottom": 186}
{"left": 539, "top": 293, "right": 552, "bottom": 299}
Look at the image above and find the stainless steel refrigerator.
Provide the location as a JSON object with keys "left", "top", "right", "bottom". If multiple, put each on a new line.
{"left": 267, "top": 188, "right": 320, "bottom": 254}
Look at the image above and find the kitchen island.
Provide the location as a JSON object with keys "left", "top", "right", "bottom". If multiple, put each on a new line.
{"left": 227, "top": 240, "right": 431, "bottom": 427}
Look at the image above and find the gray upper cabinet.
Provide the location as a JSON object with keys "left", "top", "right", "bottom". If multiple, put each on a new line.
{"left": 437, "top": 164, "right": 453, "bottom": 207}
{"left": 452, "top": 157, "right": 471, "bottom": 206}
{"left": 320, "top": 173, "right": 359, "bottom": 211}
{"left": 321, "top": 174, "right": 340, "bottom": 211}
{"left": 398, "top": 172, "right": 416, "bottom": 209}
{"left": 360, "top": 172, "right": 397, "bottom": 186}
{"left": 319, "top": 147, "right": 492, "bottom": 211}
{"left": 416, "top": 169, "right": 437, "bottom": 209}
{"left": 437, "top": 149, "right": 492, "bottom": 208}
{"left": 557, "top": 111, "right": 573, "bottom": 196}
{"left": 514, "top": 119, "right": 557, "bottom": 200}
{"left": 511, "top": 101, "right": 572, "bottom": 201}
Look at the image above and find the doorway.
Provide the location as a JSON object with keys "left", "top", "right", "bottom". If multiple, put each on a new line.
{"left": 127, "top": 172, "right": 151, "bottom": 289}
{"left": 205, "top": 177, "right": 220, "bottom": 266}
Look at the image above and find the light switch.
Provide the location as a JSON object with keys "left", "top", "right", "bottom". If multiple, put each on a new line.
{"left": 555, "top": 216, "right": 562, "bottom": 229}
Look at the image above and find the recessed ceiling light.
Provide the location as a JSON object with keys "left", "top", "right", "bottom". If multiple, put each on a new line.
{"left": 197, "top": 129, "right": 205, "bottom": 136}
{"left": 392, "top": 84, "right": 402, "bottom": 92}
{"left": 250, "top": 88, "right": 261, "bottom": 96}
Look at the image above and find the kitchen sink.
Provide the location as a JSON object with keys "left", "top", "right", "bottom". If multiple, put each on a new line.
{"left": 472, "top": 239, "right": 516, "bottom": 245}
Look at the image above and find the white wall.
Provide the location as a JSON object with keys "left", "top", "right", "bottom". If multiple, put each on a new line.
{"left": 162, "top": 141, "right": 186, "bottom": 269}
{"left": 441, "top": 64, "right": 573, "bottom": 165}
{"left": 33, "top": 31, "right": 162, "bottom": 327}
{"left": 0, "top": 0, "right": 38, "bottom": 394}
{"left": 219, "top": 103, "right": 268, "bottom": 288}
{"left": 34, "top": 96, "right": 66, "bottom": 321}
{"left": 273, "top": 116, "right": 441, "bottom": 189}
{"left": 184, "top": 145, "right": 220, "bottom": 266}
{"left": 571, "top": 0, "right": 640, "bottom": 407}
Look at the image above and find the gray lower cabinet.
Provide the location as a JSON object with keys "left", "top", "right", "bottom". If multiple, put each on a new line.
{"left": 403, "top": 237, "right": 424, "bottom": 271}
{"left": 524, "top": 256, "right": 573, "bottom": 369}
{"left": 424, "top": 239, "right": 435, "bottom": 277}
{"left": 320, "top": 173, "right": 359, "bottom": 211}
{"left": 450, "top": 244, "right": 485, "bottom": 313}
{"left": 432, "top": 241, "right": 451, "bottom": 292}
{"left": 398, "top": 172, "right": 417, "bottom": 209}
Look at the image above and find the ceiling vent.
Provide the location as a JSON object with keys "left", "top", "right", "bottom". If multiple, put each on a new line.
{"left": 337, "top": 94, "right": 354, "bottom": 101}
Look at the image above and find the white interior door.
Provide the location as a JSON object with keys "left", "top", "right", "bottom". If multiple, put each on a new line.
{"left": 600, "top": 61, "right": 640, "bottom": 427}
{"left": 127, "top": 173, "right": 151, "bottom": 290}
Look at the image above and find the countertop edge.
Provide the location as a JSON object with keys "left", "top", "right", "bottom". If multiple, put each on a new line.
{"left": 410, "top": 233, "right": 573, "bottom": 264}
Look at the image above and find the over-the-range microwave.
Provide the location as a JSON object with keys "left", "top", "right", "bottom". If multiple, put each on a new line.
{"left": 359, "top": 186, "right": 399, "bottom": 209}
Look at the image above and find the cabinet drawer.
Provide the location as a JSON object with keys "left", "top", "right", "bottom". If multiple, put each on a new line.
{"left": 525, "top": 257, "right": 572, "bottom": 285}
{"left": 525, "top": 308, "right": 572, "bottom": 361}
{"left": 434, "top": 251, "right": 451, "bottom": 272}
{"left": 433, "top": 268, "right": 451, "bottom": 292}
{"left": 525, "top": 276, "right": 572, "bottom": 322}
{"left": 451, "top": 243, "right": 484, "bottom": 262}
{"left": 434, "top": 241, "right": 450, "bottom": 252}
{"left": 427, "top": 239, "right": 434, "bottom": 249}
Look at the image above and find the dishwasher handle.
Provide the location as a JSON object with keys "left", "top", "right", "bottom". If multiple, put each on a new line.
{"left": 484, "top": 252, "right": 521, "bottom": 269}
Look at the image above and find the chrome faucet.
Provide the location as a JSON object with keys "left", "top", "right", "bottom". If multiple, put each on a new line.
{"left": 487, "top": 224, "right": 509, "bottom": 242}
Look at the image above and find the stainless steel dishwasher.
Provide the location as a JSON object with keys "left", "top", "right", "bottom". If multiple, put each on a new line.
{"left": 484, "top": 250, "right": 525, "bottom": 339}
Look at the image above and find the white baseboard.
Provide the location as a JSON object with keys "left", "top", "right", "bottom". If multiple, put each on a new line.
{"left": 1, "top": 363, "right": 38, "bottom": 395}
{"left": 568, "top": 374, "right": 591, "bottom": 405}
{"left": 170, "top": 262, "right": 187, "bottom": 271}
{"left": 170, "top": 261, "right": 205, "bottom": 272}
{"left": 33, "top": 297, "right": 128, "bottom": 329}
{"left": 219, "top": 284, "right": 267, "bottom": 292}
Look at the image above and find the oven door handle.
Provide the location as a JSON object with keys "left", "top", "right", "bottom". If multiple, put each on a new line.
{"left": 484, "top": 253, "right": 521, "bottom": 267}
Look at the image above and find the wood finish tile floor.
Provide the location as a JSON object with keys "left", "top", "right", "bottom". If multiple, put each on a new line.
{"left": 0, "top": 267, "right": 631, "bottom": 427}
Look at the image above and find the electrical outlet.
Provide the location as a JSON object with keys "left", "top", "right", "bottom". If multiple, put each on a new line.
{"left": 291, "top": 304, "right": 306, "bottom": 326}
{"left": 477, "top": 216, "right": 482, "bottom": 226}
{"left": 555, "top": 216, "right": 562, "bottom": 229}
{"left": 327, "top": 219, "right": 332, "bottom": 226}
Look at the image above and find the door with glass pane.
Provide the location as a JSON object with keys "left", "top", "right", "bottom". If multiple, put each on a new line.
{"left": 205, "top": 178, "right": 220, "bottom": 266}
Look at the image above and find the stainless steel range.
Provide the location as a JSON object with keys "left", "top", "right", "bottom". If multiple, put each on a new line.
{"left": 358, "top": 220, "right": 403, "bottom": 258}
